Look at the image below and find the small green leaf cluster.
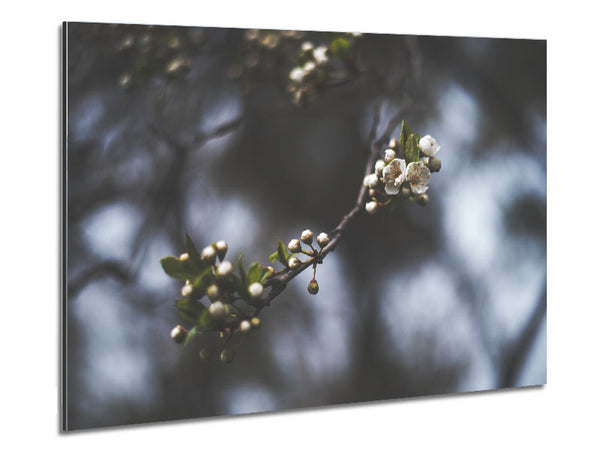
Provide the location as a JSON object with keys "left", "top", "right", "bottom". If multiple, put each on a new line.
{"left": 287, "top": 33, "right": 362, "bottom": 106}
{"left": 364, "top": 121, "right": 442, "bottom": 213}
{"left": 161, "top": 234, "right": 270, "bottom": 354}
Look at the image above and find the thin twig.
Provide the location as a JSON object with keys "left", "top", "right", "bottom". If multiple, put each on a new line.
{"left": 255, "top": 101, "right": 398, "bottom": 314}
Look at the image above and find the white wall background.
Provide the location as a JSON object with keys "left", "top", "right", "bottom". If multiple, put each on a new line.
{"left": 1, "top": 0, "right": 598, "bottom": 448}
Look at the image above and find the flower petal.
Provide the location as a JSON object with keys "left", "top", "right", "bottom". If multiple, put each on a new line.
{"left": 385, "top": 182, "right": 400, "bottom": 195}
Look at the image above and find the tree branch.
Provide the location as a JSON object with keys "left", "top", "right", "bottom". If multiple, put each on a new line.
{"left": 255, "top": 102, "right": 397, "bottom": 314}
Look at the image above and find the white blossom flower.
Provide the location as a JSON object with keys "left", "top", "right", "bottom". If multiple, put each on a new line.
{"left": 384, "top": 149, "right": 396, "bottom": 163}
{"left": 313, "top": 45, "right": 328, "bottom": 64}
{"left": 363, "top": 173, "right": 379, "bottom": 188}
{"left": 365, "top": 201, "right": 377, "bottom": 214}
{"left": 289, "top": 67, "right": 305, "bottom": 82}
{"left": 248, "top": 282, "right": 264, "bottom": 298}
{"left": 316, "top": 232, "right": 329, "bottom": 247}
{"left": 375, "top": 159, "right": 385, "bottom": 175}
{"left": 405, "top": 160, "right": 431, "bottom": 194}
{"left": 382, "top": 158, "right": 406, "bottom": 195}
{"left": 303, "top": 61, "right": 316, "bottom": 73}
{"left": 418, "top": 135, "right": 440, "bottom": 157}
{"left": 216, "top": 260, "right": 233, "bottom": 277}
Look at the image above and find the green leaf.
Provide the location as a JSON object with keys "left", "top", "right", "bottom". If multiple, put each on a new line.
{"left": 184, "top": 233, "right": 203, "bottom": 266}
{"left": 269, "top": 251, "right": 278, "bottom": 263}
{"left": 330, "top": 37, "right": 350, "bottom": 56}
{"left": 192, "top": 266, "right": 215, "bottom": 297}
{"left": 247, "top": 262, "right": 267, "bottom": 285}
{"left": 184, "top": 325, "right": 203, "bottom": 346}
{"left": 197, "top": 309, "right": 213, "bottom": 329}
{"left": 277, "top": 240, "right": 288, "bottom": 266}
{"left": 237, "top": 254, "right": 247, "bottom": 286}
{"left": 160, "top": 256, "right": 196, "bottom": 281}
{"left": 404, "top": 133, "right": 420, "bottom": 164}
{"left": 175, "top": 297, "right": 206, "bottom": 325}
{"left": 399, "top": 120, "right": 413, "bottom": 151}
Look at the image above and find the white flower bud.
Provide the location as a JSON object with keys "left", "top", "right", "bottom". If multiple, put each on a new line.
{"left": 220, "top": 348, "right": 235, "bottom": 363}
{"left": 363, "top": 173, "right": 379, "bottom": 188}
{"left": 170, "top": 325, "right": 187, "bottom": 343}
{"left": 384, "top": 149, "right": 396, "bottom": 163}
{"left": 316, "top": 232, "right": 329, "bottom": 247}
{"left": 181, "top": 283, "right": 193, "bottom": 297}
{"left": 215, "top": 240, "right": 228, "bottom": 260}
{"left": 365, "top": 201, "right": 377, "bottom": 215}
{"left": 248, "top": 282, "right": 264, "bottom": 299}
{"left": 251, "top": 317, "right": 261, "bottom": 328}
{"left": 207, "top": 284, "right": 220, "bottom": 301}
{"left": 388, "top": 138, "right": 399, "bottom": 150}
{"left": 239, "top": 320, "right": 252, "bottom": 334}
{"left": 301, "top": 41, "right": 314, "bottom": 52}
{"left": 216, "top": 260, "right": 233, "bottom": 277}
{"left": 375, "top": 159, "right": 385, "bottom": 175}
{"left": 209, "top": 301, "right": 227, "bottom": 319}
{"left": 201, "top": 245, "right": 217, "bottom": 263}
{"left": 301, "top": 229, "right": 314, "bottom": 244}
{"left": 290, "top": 67, "right": 305, "bottom": 83}
{"left": 418, "top": 135, "right": 441, "bottom": 157}
{"left": 288, "top": 239, "right": 302, "bottom": 253}
{"left": 179, "top": 253, "right": 189, "bottom": 261}
{"left": 288, "top": 256, "right": 301, "bottom": 269}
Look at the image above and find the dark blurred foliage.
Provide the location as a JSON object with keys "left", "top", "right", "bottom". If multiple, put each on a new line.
{"left": 65, "top": 22, "right": 546, "bottom": 430}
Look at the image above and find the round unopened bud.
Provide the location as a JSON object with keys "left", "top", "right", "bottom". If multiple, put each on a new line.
{"left": 207, "top": 284, "right": 220, "bottom": 301}
{"left": 209, "top": 301, "right": 227, "bottom": 319}
{"left": 389, "top": 138, "right": 399, "bottom": 150}
{"left": 288, "top": 239, "right": 302, "bottom": 253}
{"left": 216, "top": 260, "right": 233, "bottom": 277}
{"left": 364, "top": 173, "right": 379, "bottom": 188}
{"left": 201, "top": 245, "right": 217, "bottom": 264}
{"left": 170, "top": 325, "right": 187, "bottom": 344}
{"left": 181, "top": 283, "right": 193, "bottom": 297}
{"left": 301, "top": 229, "right": 314, "bottom": 245}
{"left": 375, "top": 159, "right": 385, "bottom": 175}
{"left": 384, "top": 149, "right": 396, "bottom": 163}
{"left": 179, "top": 253, "right": 189, "bottom": 261}
{"left": 251, "top": 317, "right": 261, "bottom": 328}
{"left": 198, "top": 348, "right": 211, "bottom": 361}
{"left": 307, "top": 278, "right": 319, "bottom": 295}
{"left": 316, "top": 232, "right": 329, "bottom": 247}
{"left": 301, "top": 41, "right": 314, "bottom": 52}
{"left": 428, "top": 156, "right": 442, "bottom": 173}
{"left": 288, "top": 256, "right": 301, "bottom": 269}
{"left": 416, "top": 194, "right": 429, "bottom": 207}
{"left": 248, "top": 282, "right": 264, "bottom": 299}
{"left": 365, "top": 201, "right": 378, "bottom": 215}
{"left": 220, "top": 348, "right": 235, "bottom": 364}
{"left": 215, "top": 240, "right": 228, "bottom": 260}
{"left": 239, "top": 320, "right": 252, "bottom": 334}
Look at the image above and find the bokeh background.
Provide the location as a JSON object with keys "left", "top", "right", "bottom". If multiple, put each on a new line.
{"left": 65, "top": 23, "right": 546, "bottom": 430}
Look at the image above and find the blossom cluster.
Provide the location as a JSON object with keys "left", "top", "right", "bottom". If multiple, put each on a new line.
{"left": 282, "top": 229, "right": 330, "bottom": 294}
{"left": 162, "top": 236, "right": 272, "bottom": 362}
{"left": 288, "top": 33, "right": 362, "bottom": 106}
{"left": 363, "top": 130, "right": 441, "bottom": 213}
